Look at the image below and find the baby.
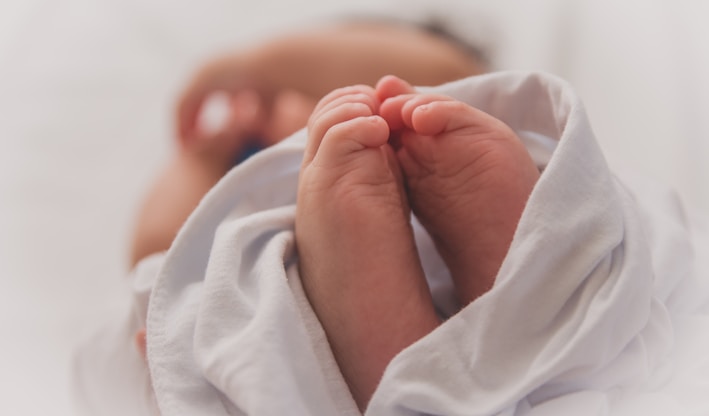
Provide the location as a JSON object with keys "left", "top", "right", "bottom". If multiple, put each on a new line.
{"left": 296, "top": 75, "right": 539, "bottom": 410}
{"left": 128, "top": 19, "right": 489, "bottom": 405}
{"left": 129, "top": 19, "right": 537, "bottom": 413}
{"left": 129, "top": 20, "right": 484, "bottom": 266}
{"left": 132, "top": 73, "right": 539, "bottom": 411}
{"left": 82, "top": 15, "right": 709, "bottom": 416}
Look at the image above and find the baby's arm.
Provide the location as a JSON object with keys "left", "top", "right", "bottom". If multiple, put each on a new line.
{"left": 177, "top": 22, "right": 483, "bottom": 147}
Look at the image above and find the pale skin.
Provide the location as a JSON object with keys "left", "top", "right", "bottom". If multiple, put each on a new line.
{"left": 129, "top": 22, "right": 483, "bottom": 267}
{"left": 129, "top": 20, "right": 482, "bottom": 365}
{"left": 132, "top": 74, "right": 540, "bottom": 409}
{"left": 377, "top": 77, "right": 541, "bottom": 305}
{"left": 295, "top": 75, "right": 539, "bottom": 410}
{"left": 295, "top": 83, "right": 441, "bottom": 408}
{"left": 129, "top": 20, "right": 542, "bottom": 413}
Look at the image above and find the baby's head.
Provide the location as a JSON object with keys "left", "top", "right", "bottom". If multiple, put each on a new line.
{"left": 264, "top": 20, "right": 487, "bottom": 143}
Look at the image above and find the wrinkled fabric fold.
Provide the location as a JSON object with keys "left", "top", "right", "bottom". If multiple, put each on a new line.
{"left": 140, "top": 71, "right": 709, "bottom": 415}
{"left": 368, "top": 73, "right": 672, "bottom": 415}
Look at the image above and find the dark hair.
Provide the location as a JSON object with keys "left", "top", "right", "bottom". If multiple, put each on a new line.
{"left": 340, "top": 14, "right": 489, "bottom": 71}
{"left": 418, "top": 18, "right": 489, "bottom": 70}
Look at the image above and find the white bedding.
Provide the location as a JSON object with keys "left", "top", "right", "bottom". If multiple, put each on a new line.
{"left": 75, "top": 71, "right": 709, "bottom": 415}
{"left": 1, "top": 0, "right": 708, "bottom": 414}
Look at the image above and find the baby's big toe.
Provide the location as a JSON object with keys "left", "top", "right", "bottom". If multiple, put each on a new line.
{"left": 304, "top": 87, "right": 382, "bottom": 166}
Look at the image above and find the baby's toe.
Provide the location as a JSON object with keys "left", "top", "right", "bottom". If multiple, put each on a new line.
{"left": 314, "top": 115, "right": 390, "bottom": 166}
{"left": 304, "top": 90, "right": 380, "bottom": 166}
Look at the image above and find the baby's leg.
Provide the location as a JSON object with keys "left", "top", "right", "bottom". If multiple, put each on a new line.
{"left": 296, "top": 85, "right": 439, "bottom": 410}
{"left": 378, "top": 76, "right": 540, "bottom": 306}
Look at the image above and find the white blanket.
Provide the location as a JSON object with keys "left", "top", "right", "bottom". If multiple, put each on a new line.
{"left": 75, "top": 71, "right": 709, "bottom": 415}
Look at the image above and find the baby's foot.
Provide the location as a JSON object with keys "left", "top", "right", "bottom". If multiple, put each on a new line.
{"left": 378, "top": 76, "right": 540, "bottom": 306}
{"left": 296, "top": 85, "right": 439, "bottom": 410}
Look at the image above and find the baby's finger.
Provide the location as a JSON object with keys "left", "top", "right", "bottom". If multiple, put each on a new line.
{"left": 177, "top": 61, "right": 272, "bottom": 147}
{"left": 176, "top": 85, "right": 209, "bottom": 147}
{"left": 176, "top": 66, "right": 235, "bottom": 147}
{"left": 180, "top": 89, "right": 264, "bottom": 154}
{"left": 176, "top": 58, "right": 236, "bottom": 141}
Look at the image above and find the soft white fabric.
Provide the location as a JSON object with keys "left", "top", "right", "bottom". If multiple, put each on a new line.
{"left": 73, "top": 254, "right": 161, "bottom": 416}
{"left": 4, "top": 1, "right": 709, "bottom": 415}
{"left": 86, "top": 71, "right": 708, "bottom": 415}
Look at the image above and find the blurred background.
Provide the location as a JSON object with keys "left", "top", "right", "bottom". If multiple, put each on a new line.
{"left": 0, "top": 0, "right": 707, "bottom": 414}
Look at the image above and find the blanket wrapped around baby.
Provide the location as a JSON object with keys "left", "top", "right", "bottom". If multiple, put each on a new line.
{"left": 74, "top": 71, "right": 709, "bottom": 415}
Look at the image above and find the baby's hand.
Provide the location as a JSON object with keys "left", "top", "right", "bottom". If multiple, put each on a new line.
{"left": 176, "top": 54, "right": 317, "bottom": 166}
{"left": 176, "top": 55, "right": 271, "bottom": 149}
{"left": 177, "top": 54, "right": 277, "bottom": 147}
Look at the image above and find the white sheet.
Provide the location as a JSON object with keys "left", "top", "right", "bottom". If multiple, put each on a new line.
{"left": 75, "top": 72, "right": 709, "bottom": 415}
{"left": 2, "top": 1, "right": 709, "bottom": 414}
